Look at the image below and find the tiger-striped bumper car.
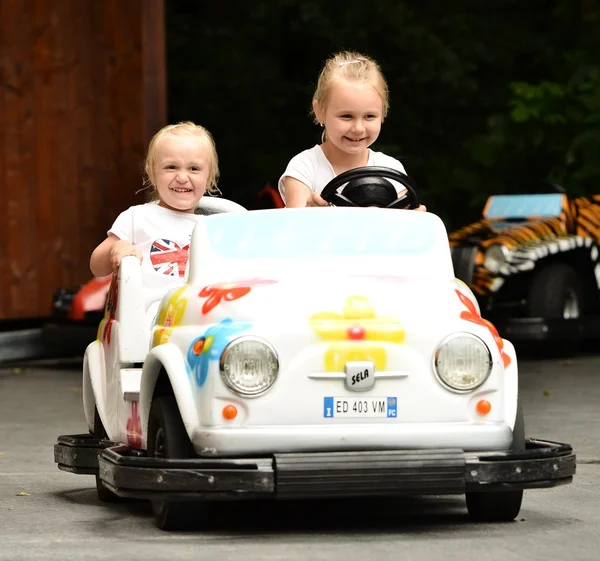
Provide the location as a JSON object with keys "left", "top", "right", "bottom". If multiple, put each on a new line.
{"left": 449, "top": 192, "right": 600, "bottom": 348}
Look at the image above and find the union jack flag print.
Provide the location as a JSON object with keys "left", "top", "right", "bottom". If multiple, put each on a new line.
{"left": 150, "top": 239, "right": 190, "bottom": 277}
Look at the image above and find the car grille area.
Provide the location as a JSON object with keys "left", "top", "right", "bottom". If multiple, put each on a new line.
{"left": 274, "top": 449, "right": 466, "bottom": 498}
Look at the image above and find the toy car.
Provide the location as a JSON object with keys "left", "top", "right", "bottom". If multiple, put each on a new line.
{"left": 54, "top": 169, "right": 576, "bottom": 531}
{"left": 0, "top": 278, "right": 110, "bottom": 365}
{"left": 448, "top": 189, "right": 600, "bottom": 348}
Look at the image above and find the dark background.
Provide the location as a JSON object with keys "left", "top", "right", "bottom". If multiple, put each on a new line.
{"left": 165, "top": 0, "right": 600, "bottom": 230}
{"left": 1, "top": 0, "right": 598, "bottom": 318}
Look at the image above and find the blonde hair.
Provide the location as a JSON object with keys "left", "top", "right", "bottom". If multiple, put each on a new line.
{"left": 143, "top": 121, "right": 220, "bottom": 200}
{"left": 311, "top": 51, "right": 390, "bottom": 127}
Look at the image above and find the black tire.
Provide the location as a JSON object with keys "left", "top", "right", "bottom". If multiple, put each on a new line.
{"left": 527, "top": 262, "right": 582, "bottom": 320}
{"left": 527, "top": 262, "right": 583, "bottom": 355}
{"left": 93, "top": 407, "right": 121, "bottom": 503}
{"left": 147, "top": 396, "right": 208, "bottom": 531}
{"left": 465, "top": 404, "right": 525, "bottom": 522}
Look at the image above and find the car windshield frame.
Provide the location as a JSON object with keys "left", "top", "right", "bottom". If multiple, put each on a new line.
{"left": 483, "top": 193, "right": 566, "bottom": 220}
{"left": 188, "top": 208, "right": 455, "bottom": 286}
{"left": 203, "top": 208, "right": 439, "bottom": 260}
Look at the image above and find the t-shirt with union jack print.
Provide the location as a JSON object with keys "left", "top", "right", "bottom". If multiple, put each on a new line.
{"left": 108, "top": 203, "right": 201, "bottom": 313}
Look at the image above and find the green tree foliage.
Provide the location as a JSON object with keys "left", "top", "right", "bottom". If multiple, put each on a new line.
{"left": 464, "top": 3, "right": 600, "bottom": 211}
{"left": 166, "top": 0, "right": 599, "bottom": 228}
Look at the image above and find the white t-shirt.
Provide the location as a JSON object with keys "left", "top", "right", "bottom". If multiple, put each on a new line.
{"left": 278, "top": 144, "right": 408, "bottom": 204}
{"left": 108, "top": 203, "right": 200, "bottom": 313}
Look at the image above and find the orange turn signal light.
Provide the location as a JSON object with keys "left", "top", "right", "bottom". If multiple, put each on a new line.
{"left": 476, "top": 400, "right": 492, "bottom": 416}
{"left": 222, "top": 405, "right": 238, "bottom": 420}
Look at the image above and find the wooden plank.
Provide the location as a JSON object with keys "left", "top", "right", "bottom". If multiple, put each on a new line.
{"left": 73, "top": 0, "right": 100, "bottom": 286}
{"left": 142, "top": 0, "right": 167, "bottom": 143}
{"left": 3, "top": 0, "right": 37, "bottom": 318}
{"left": 58, "top": 0, "right": 95, "bottom": 297}
{"left": 57, "top": 0, "right": 78, "bottom": 291}
{"left": 85, "top": 0, "right": 112, "bottom": 254}
{"left": 106, "top": 0, "right": 145, "bottom": 222}
{"left": 0, "top": 0, "right": 7, "bottom": 318}
{"left": 33, "top": 0, "right": 63, "bottom": 317}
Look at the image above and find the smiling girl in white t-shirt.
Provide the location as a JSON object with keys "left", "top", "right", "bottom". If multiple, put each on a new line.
{"left": 279, "top": 51, "right": 426, "bottom": 211}
{"left": 90, "top": 121, "right": 220, "bottom": 317}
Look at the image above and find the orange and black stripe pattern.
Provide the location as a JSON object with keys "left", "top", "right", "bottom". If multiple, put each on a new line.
{"left": 449, "top": 195, "right": 600, "bottom": 296}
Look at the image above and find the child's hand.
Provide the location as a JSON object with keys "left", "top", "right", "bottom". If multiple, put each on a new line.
{"left": 415, "top": 204, "right": 427, "bottom": 212}
{"left": 307, "top": 192, "right": 329, "bottom": 207}
{"left": 110, "top": 240, "right": 143, "bottom": 273}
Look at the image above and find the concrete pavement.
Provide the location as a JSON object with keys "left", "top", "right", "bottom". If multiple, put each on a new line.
{"left": 0, "top": 355, "right": 598, "bottom": 560}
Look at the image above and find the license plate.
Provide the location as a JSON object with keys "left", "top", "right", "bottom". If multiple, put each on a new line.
{"left": 323, "top": 397, "right": 397, "bottom": 418}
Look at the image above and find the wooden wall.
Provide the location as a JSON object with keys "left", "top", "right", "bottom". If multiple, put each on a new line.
{"left": 0, "top": 0, "right": 166, "bottom": 319}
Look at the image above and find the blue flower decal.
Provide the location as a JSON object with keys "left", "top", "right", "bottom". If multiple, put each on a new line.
{"left": 186, "top": 318, "right": 251, "bottom": 387}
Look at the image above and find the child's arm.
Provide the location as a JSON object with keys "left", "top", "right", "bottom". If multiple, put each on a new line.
{"left": 90, "top": 235, "right": 143, "bottom": 277}
{"left": 283, "top": 177, "right": 328, "bottom": 208}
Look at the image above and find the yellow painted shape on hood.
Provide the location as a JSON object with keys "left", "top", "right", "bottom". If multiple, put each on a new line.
{"left": 310, "top": 295, "right": 405, "bottom": 343}
{"left": 324, "top": 342, "right": 387, "bottom": 372}
{"left": 343, "top": 295, "right": 375, "bottom": 319}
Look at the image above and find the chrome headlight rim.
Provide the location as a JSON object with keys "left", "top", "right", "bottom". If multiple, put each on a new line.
{"left": 219, "top": 335, "right": 279, "bottom": 398}
{"left": 433, "top": 332, "right": 493, "bottom": 394}
{"left": 483, "top": 244, "right": 509, "bottom": 273}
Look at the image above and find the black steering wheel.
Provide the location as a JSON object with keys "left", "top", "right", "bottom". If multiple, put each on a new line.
{"left": 320, "top": 166, "right": 420, "bottom": 209}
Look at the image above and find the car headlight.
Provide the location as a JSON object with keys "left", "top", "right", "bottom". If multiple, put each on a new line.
{"left": 219, "top": 336, "right": 279, "bottom": 397}
{"left": 483, "top": 244, "right": 509, "bottom": 273}
{"left": 434, "top": 333, "right": 492, "bottom": 392}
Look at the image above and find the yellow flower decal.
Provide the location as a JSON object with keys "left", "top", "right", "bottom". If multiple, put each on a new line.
{"left": 152, "top": 287, "right": 188, "bottom": 347}
{"left": 310, "top": 296, "right": 405, "bottom": 371}
{"left": 322, "top": 343, "right": 387, "bottom": 372}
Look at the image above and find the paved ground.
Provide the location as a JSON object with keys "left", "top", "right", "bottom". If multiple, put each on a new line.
{"left": 0, "top": 354, "right": 598, "bottom": 561}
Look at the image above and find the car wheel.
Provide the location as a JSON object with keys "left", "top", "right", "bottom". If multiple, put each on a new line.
{"left": 147, "top": 395, "right": 209, "bottom": 531}
{"left": 528, "top": 262, "right": 582, "bottom": 319}
{"left": 93, "top": 407, "right": 121, "bottom": 503}
{"left": 465, "top": 404, "right": 525, "bottom": 522}
{"left": 527, "top": 262, "right": 583, "bottom": 354}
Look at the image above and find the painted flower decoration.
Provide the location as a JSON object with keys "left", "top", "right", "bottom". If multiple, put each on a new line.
{"left": 186, "top": 318, "right": 251, "bottom": 387}
{"left": 152, "top": 287, "right": 188, "bottom": 347}
{"left": 199, "top": 278, "right": 277, "bottom": 315}
{"left": 456, "top": 289, "right": 511, "bottom": 367}
{"left": 126, "top": 401, "right": 142, "bottom": 448}
{"left": 310, "top": 295, "right": 405, "bottom": 372}
{"left": 99, "top": 276, "right": 119, "bottom": 344}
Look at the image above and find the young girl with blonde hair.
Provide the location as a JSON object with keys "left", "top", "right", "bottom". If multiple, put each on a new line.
{"left": 90, "top": 121, "right": 219, "bottom": 315}
{"left": 279, "top": 51, "right": 425, "bottom": 210}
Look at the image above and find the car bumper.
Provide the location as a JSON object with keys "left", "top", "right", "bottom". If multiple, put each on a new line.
{"left": 54, "top": 434, "right": 575, "bottom": 501}
{"left": 191, "top": 423, "right": 513, "bottom": 456}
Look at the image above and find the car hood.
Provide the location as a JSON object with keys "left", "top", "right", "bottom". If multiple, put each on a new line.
{"left": 190, "top": 274, "right": 466, "bottom": 323}
{"left": 170, "top": 273, "right": 506, "bottom": 370}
